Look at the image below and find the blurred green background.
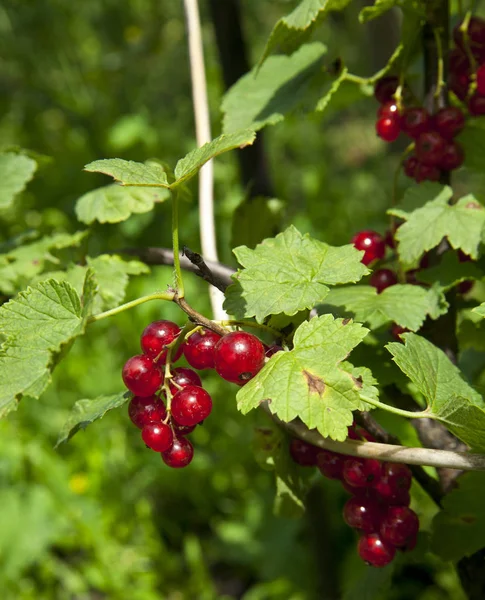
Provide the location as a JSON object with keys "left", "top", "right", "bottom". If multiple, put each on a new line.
{"left": 0, "top": 0, "right": 478, "bottom": 598}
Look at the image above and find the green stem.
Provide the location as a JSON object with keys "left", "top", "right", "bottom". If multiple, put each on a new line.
{"left": 360, "top": 395, "right": 432, "bottom": 420}
{"left": 172, "top": 188, "right": 185, "bottom": 297}
{"left": 87, "top": 291, "right": 175, "bottom": 324}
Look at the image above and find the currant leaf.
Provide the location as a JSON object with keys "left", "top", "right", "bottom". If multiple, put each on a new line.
{"left": 416, "top": 252, "right": 483, "bottom": 291}
{"left": 0, "top": 151, "right": 37, "bottom": 209}
{"left": 56, "top": 391, "right": 130, "bottom": 446}
{"left": 359, "top": 0, "right": 401, "bottom": 23}
{"left": 224, "top": 225, "right": 368, "bottom": 322}
{"left": 84, "top": 159, "right": 169, "bottom": 186}
{"left": 237, "top": 314, "right": 373, "bottom": 440}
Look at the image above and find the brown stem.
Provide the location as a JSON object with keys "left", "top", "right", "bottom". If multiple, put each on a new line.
{"left": 173, "top": 294, "right": 228, "bottom": 337}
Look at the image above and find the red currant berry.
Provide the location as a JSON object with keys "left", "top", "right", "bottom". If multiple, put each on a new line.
{"left": 317, "top": 450, "right": 345, "bottom": 479}
{"left": 458, "top": 250, "right": 472, "bottom": 262}
{"left": 351, "top": 230, "right": 386, "bottom": 266}
{"left": 374, "top": 76, "right": 399, "bottom": 104}
{"left": 377, "top": 102, "right": 399, "bottom": 118}
{"left": 172, "top": 421, "right": 196, "bottom": 436}
{"left": 400, "top": 107, "right": 431, "bottom": 139}
{"left": 414, "top": 162, "right": 440, "bottom": 183}
{"left": 289, "top": 438, "right": 320, "bottom": 467}
{"left": 161, "top": 436, "right": 194, "bottom": 468}
{"left": 415, "top": 131, "right": 446, "bottom": 166}
{"left": 439, "top": 141, "right": 464, "bottom": 171}
{"left": 265, "top": 343, "right": 283, "bottom": 358}
{"left": 449, "top": 70, "right": 471, "bottom": 100}
{"left": 458, "top": 280, "right": 474, "bottom": 294}
{"left": 453, "top": 17, "right": 485, "bottom": 54}
{"left": 477, "top": 64, "right": 485, "bottom": 96}
{"left": 128, "top": 395, "right": 167, "bottom": 429}
{"left": 391, "top": 324, "right": 409, "bottom": 342}
{"left": 376, "top": 116, "right": 401, "bottom": 142}
{"left": 434, "top": 107, "right": 465, "bottom": 139}
{"left": 183, "top": 328, "right": 221, "bottom": 370}
{"left": 141, "top": 422, "right": 173, "bottom": 452}
{"left": 214, "top": 331, "right": 265, "bottom": 385}
{"left": 403, "top": 155, "right": 418, "bottom": 179}
{"left": 140, "top": 320, "right": 183, "bottom": 363}
{"left": 171, "top": 385, "right": 212, "bottom": 427}
{"left": 449, "top": 48, "right": 470, "bottom": 75}
{"left": 373, "top": 462, "right": 411, "bottom": 503}
{"left": 380, "top": 506, "right": 419, "bottom": 547}
{"left": 122, "top": 355, "right": 163, "bottom": 397}
{"left": 347, "top": 425, "right": 360, "bottom": 440}
{"left": 369, "top": 269, "right": 398, "bottom": 293}
{"left": 343, "top": 496, "right": 382, "bottom": 533}
{"left": 468, "top": 93, "right": 485, "bottom": 116}
{"left": 358, "top": 533, "right": 396, "bottom": 567}
{"left": 343, "top": 458, "right": 382, "bottom": 488}
{"left": 168, "top": 367, "right": 202, "bottom": 395}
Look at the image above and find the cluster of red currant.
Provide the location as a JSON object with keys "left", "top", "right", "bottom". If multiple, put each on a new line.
{"left": 374, "top": 16, "right": 485, "bottom": 183}
{"left": 290, "top": 426, "right": 419, "bottom": 568}
{"left": 122, "top": 320, "right": 267, "bottom": 468}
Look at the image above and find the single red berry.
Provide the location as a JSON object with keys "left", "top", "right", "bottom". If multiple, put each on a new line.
{"left": 347, "top": 425, "right": 360, "bottom": 440}
{"left": 453, "top": 17, "right": 485, "bottom": 54}
{"left": 343, "top": 458, "right": 382, "bottom": 488}
{"left": 358, "top": 533, "right": 396, "bottom": 567}
{"left": 400, "top": 107, "right": 431, "bottom": 139}
{"left": 122, "top": 355, "right": 163, "bottom": 397}
{"left": 403, "top": 155, "right": 418, "bottom": 179}
{"left": 439, "top": 141, "right": 464, "bottom": 171}
{"left": 183, "top": 328, "right": 222, "bottom": 370}
{"left": 342, "top": 479, "right": 367, "bottom": 496}
{"left": 448, "top": 48, "right": 470, "bottom": 75}
{"left": 343, "top": 496, "right": 382, "bottom": 533}
{"left": 414, "top": 162, "right": 441, "bottom": 183}
{"left": 380, "top": 506, "right": 419, "bottom": 547}
{"left": 369, "top": 269, "right": 398, "bottom": 293}
{"left": 168, "top": 367, "right": 202, "bottom": 395}
{"left": 289, "top": 438, "right": 320, "bottom": 467}
{"left": 376, "top": 116, "right": 401, "bottom": 142}
{"left": 458, "top": 250, "right": 472, "bottom": 262}
{"left": 458, "top": 280, "right": 474, "bottom": 294}
{"left": 317, "top": 450, "right": 345, "bottom": 479}
{"left": 172, "top": 421, "right": 196, "bottom": 436}
{"left": 373, "top": 462, "right": 412, "bottom": 504}
{"left": 171, "top": 385, "right": 212, "bottom": 427}
{"left": 377, "top": 101, "right": 399, "bottom": 118}
{"left": 468, "top": 93, "right": 485, "bottom": 116}
{"left": 391, "top": 324, "right": 409, "bottom": 341}
{"left": 449, "top": 70, "right": 471, "bottom": 100}
{"left": 128, "top": 395, "right": 167, "bottom": 429}
{"left": 140, "top": 320, "right": 183, "bottom": 363}
{"left": 351, "top": 230, "right": 386, "bottom": 266}
{"left": 415, "top": 131, "right": 446, "bottom": 166}
{"left": 374, "top": 76, "right": 399, "bottom": 104}
{"left": 359, "top": 428, "right": 377, "bottom": 442}
{"left": 214, "top": 331, "right": 265, "bottom": 385}
{"left": 477, "top": 64, "right": 485, "bottom": 96}
{"left": 265, "top": 343, "right": 284, "bottom": 358}
{"left": 161, "top": 436, "right": 194, "bottom": 468}
{"left": 434, "top": 107, "right": 465, "bottom": 139}
{"left": 141, "top": 422, "right": 173, "bottom": 452}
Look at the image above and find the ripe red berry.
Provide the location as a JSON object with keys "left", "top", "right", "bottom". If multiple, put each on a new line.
{"left": 400, "top": 107, "right": 431, "bottom": 139}
{"left": 352, "top": 230, "right": 386, "bottom": 266}
{"left": 458, "top": 250, "right": 472, "bottom": 262}
{"left": 391, "top": 324, "right": 409, "bottom": 341}
{"left": 172, "top": 421, "right": 196, "bottom": 436}
{"left": 403, "top": 155, "right": 418, "bottom": 179}
{"left": 317, "top": 450, "right": 345, "bottom": 479}
{"left": 171, "top": 385, "right": 212, "bottom": 427}
{"left": 214, "top": 331, "right": 265, "bottom": 385}
{"left": 358, "top": 533, "right": 396, "bottom": 567}
{"left": 122, "top": 355, "right": 163, "bottom": 397}
{"left": 439, "top": 141, "right": 464, "bottom": 171}
{"left": 265, "top": 343, "right": 283, "bottom": 358}
{"left": 415, "top": 131, "right": 446, "bottom": 166}
{"left": 414, "top": 162, "right": 441, "bottom": 183}
{"left": 449, "top": 48, "right": 470, "bottom": 75}
{"left": 457, "top": 280, "right": 474, "bottom": 294}
{"left": 380, "top": 506, "right": 419, "bottom": 547}
{"left": 161, "top": 436, "right": 194, "bottom": 468}
{"left": 377, "top": 102, "right": 399, "bottom": 118}
{"left": 453, "top": 17, "right": 485, "bottom": 54}
{"left": 477, "top": 64, "right": 485, "bottom": 96}
{"left": 183, "top": 328, "right": 222, "bottom": 370}
{"left": 374, "top": 76, "right": 399, "bottom": 104}
{"left": 373, "top": 462, "right": 412, "bottom": 504}
{"left": 369, "top": 269, "right": 398, "bottom": 293}
{"left": 289, "top": 438, "right": 320, "bottom": 467}
{"left": 343, "top": 458, "right": 382, "bottom": 487}
{"left": 140, "top": 320, "right": 183, "bottom": 362}
{"left": 434, "top": 107, "right": 465, "bottom": 139}
{"left": 141, "top": 422, "right": 174, "bottom": 452}
{"left": 376, "top": 116, "right": 401, "bottom": 142}
{"left": 168, "top": 367, "right": 202, "bottom": 395}
{"left": 468, "top": 93, "right": 485, "bottom": 116}
{"left": 128, "top": 395, "right": 167, "bottom": 429}
{"left": 343, "top": 496, "right": 382, "bottom": 533}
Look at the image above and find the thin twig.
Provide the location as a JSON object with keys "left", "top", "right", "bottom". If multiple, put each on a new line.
{"left": 183, "top": 0, "right": 227, "bottom": 320}
{"left": 183, "top": 246, "right": 228, "bottom": 293}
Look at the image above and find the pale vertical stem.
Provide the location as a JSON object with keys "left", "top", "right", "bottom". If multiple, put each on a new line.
{"left": 183, "top": 0, "right": 228, "bottom": 320}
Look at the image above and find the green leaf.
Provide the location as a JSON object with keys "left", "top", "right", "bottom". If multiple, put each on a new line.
{"left": 75, "top": 183, "right": 169, "bottom": 225}
{"left": 259, "top": 0, "right": 351, "bottom": 66}
{"left": 458, "top": 119, "right": 485, "bottom": 172}
{"left": 173, "top": 130, "right": 256, "bottom": 185}
{"left": 84, "top": 158, "right": 169, "bottom": 186}
{"left": 387, "top": 333, "right": 485, "bottom": 451}
{"left": 472, "top": 302, "right": 485, "bottom": 318}
{"left": 324, "top": 284, "right": 443, "bottom": 331}
{"left": 237, "top": 314, "right": 372, "bottom": 440}
{"left": 430, "top": 473, "right": 485, "bottom": 561}
{"left": 56, "top": 391, "right": 130, "bottom": 446}
{"left": 222, "top": 43, "right": 329, "bottom": 133}
{"left": 359, "top": 0, "right": 400, "bottom": 23}
{"left": 0, "top": 152, "right": 37, "bottom": 210}
{"left": 0, "top": 231, "right": 88, "bottom": 296}
{"left": 417, "top": 252, "right": 483, "bottom": 291}
{"left": 0, "top": 272, "right": 96, "bottom": 418}
{"left": 389, "top": 184, "right": 485, "bottom": 267}
{"left": 224, "top": 225, "right": 368, "bottom": 323}
{"left": 231, "top": 197, "right": 284, "bottom": 249}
